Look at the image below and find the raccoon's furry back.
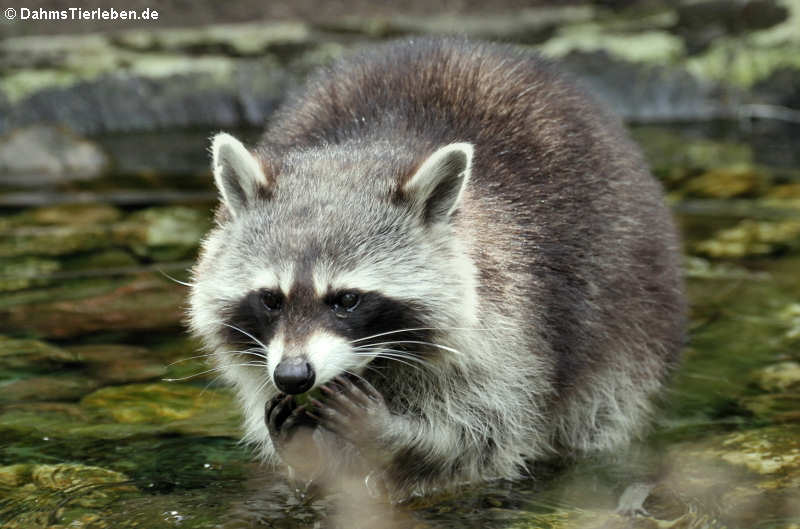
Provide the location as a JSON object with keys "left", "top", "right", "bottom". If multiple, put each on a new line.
{"left": 192, "top": 37, "right": 686, "bottom": 496}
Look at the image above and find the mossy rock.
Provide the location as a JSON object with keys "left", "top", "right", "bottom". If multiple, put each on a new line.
{"left": 693, "top": 219, "right": 800, "bottom": 258}
{"left": 0, "top": 335, "right": 79, "bottom": 370}
{"left": 683, "top": 166, "right": 770, "bottom": 199}
{"left": 112, "top": 206, "right": 211, "bottom": 261}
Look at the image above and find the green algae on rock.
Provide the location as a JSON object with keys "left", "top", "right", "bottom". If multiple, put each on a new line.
{"left": 81, "top": 383, "right": 233, "bottom": 424}
{"left": 111, "top": 206, "right": 211, "bottom": 261}
{"left": 683, "top": 166, "right": 771, "bottom": 199}
{"left": 0, "top": 275, "right": 186, "bottom": 338}
{"left": 0, "top": 375, "right": 101, "bottom": 404}
{"left": 0, "top": 335, "right": 79, "bottom": 370}
{"left": 753, "top": 361, "right": 800, "bottom": 393}
{"left": 693, "top": 219, "right": 800, "bottom": 258}
{"left": 0, "top": 256, "right": 61, "bottom": 292}
{"left": 78, "top": 383, "right": 241, "bottom": 439}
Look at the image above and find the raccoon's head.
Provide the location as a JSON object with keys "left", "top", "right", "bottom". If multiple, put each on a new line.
{"left": 189, "top": 133, "right": 478, "bottom": 396}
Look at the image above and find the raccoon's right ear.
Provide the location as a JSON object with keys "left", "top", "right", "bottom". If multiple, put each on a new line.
{"left": 401, "top": 142, "right": 473, "bottom": 224}
{"left": 210, "top": 133, "right": 272, "bottom": 218}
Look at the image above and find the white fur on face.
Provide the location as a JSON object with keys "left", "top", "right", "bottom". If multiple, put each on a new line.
{"left": 305, "top": 331, "right": 357, "bottom": 386}
{"left": 249, "top": 264, "right": 295, "bottom": 294}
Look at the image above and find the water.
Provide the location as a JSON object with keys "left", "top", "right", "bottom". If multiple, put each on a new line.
{"left": 1, "top": 123, "right": 799, "bottom": 528}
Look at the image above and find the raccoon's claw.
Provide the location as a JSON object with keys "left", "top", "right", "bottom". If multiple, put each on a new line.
{"left": 315, "top": 376, "right": 390, "bottom": 451}
{"left": 266, "top": 393, "right": 316, "bottom": 451}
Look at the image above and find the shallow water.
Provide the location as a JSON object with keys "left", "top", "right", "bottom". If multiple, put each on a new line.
{"left": 1, "top": 122, "right": 799, "bottom": 528}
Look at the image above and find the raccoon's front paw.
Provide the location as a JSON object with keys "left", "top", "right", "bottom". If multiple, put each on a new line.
{"left": 265, "top": 393, "right": 317, "bottom": 454}
{"left": 309, "top": 376, "right": 393, "bottom": 468}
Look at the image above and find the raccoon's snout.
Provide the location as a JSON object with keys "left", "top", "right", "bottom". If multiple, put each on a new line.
{"left": 273, "top": 356, "right": 316, "bottom": 394}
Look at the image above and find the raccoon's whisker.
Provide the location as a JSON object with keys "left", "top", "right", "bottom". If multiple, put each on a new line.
{"left": 158, "top": 268, "right": 194, "bottom": 287}
{"left": 163, "top": 361, "right": 269, "bottom": 382}
{"left": 360, "top": 348, "right": 431, "bottom": 366}
{"left": 163, "top": 365, "right": 234, "bottom": 382}
{"left": 255, "top": 373, "right": 275, "bottom": 395}
{"left": 199, "top": 372, "right": 227, "bottom": 397}
{"left": 354, "top": 340, "right": 464, "bottom": 356}
{"left": 339, "top": 368, "right": 371, "bottom": 387}
{"left": 167, "top": 348, "right": 265, "bottom": 366}
{"left": 218, "top": 322, "right": 270, "bottom": 351}
{"left": 355, "top": 349, "right": 428, "bottom": 371}
{"left": 348, "top": 326, "right": 505, "bottom": 345}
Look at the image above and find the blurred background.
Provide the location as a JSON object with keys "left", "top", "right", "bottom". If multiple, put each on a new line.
{"left": 0, "top": 1, "right": 799, "bottom": 528}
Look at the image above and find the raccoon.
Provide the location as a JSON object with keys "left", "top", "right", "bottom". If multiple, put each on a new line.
{"left": 188, "top": 37, "right": 686, "bottom": 498}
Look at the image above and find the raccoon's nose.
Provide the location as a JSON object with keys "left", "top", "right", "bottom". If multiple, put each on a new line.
{"left": 273, "top": 357, "right": 316, "bottom": 394}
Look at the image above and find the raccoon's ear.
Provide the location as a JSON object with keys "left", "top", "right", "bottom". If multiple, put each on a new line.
{"left": 402, "top": 143, "right": 473, "bottom": 224}
{"left": 210, "top": 133, "right": 271, "bottom": 218}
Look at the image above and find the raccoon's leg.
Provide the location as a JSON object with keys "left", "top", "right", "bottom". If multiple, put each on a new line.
{"left": 312, "top": 376, "right": 516, "bottom": 498}
{"left": 266, "top": 393, "right": 324, "bottom": 477}
{"left": 309, "top": 376, "right": 394, "bottom": 470}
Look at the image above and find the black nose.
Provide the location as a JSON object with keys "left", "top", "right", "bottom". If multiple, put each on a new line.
{"left": 273, "top": 357, "right": 315, "bottom": 394}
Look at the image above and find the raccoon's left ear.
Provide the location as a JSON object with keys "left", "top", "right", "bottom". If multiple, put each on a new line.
{"left": 210, "top": 133, "right": 272, "bottom": 218}
{"left": 402, "top": 143, "right": 473, "bottom": 224}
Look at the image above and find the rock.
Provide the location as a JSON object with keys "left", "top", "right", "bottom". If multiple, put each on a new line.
{"left": 693, "top": 219, "right": 800, "bottom": 258}
{"left": 0, "top": 335, "right": 79, "bottom": 369}
{"left": 741, "top": 393, "right": 800, "bottom": 422}
{"left": 541, "top": 23, "right": 685, "bottom": 65}
{"left": 0, "top": 203, "right": 121, "bottom": 230}
{"left": 31, "top": 463, "right": 132, "bottom": 493}
{"left": 0, "top": 47, "right": 296, "bottom": 135}
{"left": 685, "top": 0, "right": 800, "bottom": 90}
{"left": 0, "top": 462, "right": 136, "bottom": 529}
{"left": 0, "top": 277, "right": 124, "bottom": 311}
{"left": 754, "top": 66, "right": 800, "bottom": 109}
{"left": 0, "top": 375, "right": 101, "bottom": 403}
{"left": 684, "top": 255, "right": 768, "bottom": 279}
{"left": 674, "top": 0, "right": 789, "bottom": 54}
{"left": 81, "top": 382, "right": 226, "bottom": 423}
{"left": 0, "top": 222, "right": 113, "bottom": 258}
{"left": 111, "top": 206, "right": 211, "bottom": 261}
{"left": 0, "top": 275, "right": 186, "bottom": 338}
{"left": 0, "top": 256, "right": 60, "bottom": 291}
{"left": 320, "top": 7, "right": 594, "bottom": 43}
{"left": 707, "top": 426, "right": 800, "bottom": 475}
{"left": 768, "top": 183, "right": 800, "bottom": 199}
{"left": 112, "top": 22, "right": 313, "bottom": 56}
{"left": 556, "top": 50, "right": 728, "bottom": 122}
{"left": 631, "top": 126, "right": 754, "bottom": 185}
{"left": 4, "top": 6, "right": 800, "bottom": 134}
{"left": 61, "top": 249, "right": 140, "bottom": 273}
{"left": 665, "top": 425, "right": 800, "bottom": 527}
{"left": 0, "top": 125, "right": 109, "bottom": 186}
{"left": 0, "top": 382, "right": 239, "bottom": 440}
{"left": 0, "top": 200, "right": 198, "bottom": 260}
{"left": 753, "top": 361, "right": 800, "bottom": 392}
{"left": 779, "top": 303, "right": 800, "bottom": 341}
{"left": 80, "top": 382, "right": 240, "bottom": 437}
{"left": 69, "top": 344, "right": 168, "bottom": 384}
{"left": 23, "top": 203, "right": 123, "bottom": 226}
{"left": 683, "top": 166, "right": 770, "bottom": 198}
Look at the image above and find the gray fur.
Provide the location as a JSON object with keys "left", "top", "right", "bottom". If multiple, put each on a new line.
{"left": 188, "top": 37, "right": 686, "bottom": 498}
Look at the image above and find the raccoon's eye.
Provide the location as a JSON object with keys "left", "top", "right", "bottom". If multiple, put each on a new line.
{"left": 332, "top": 291, "right": 361, "bottom": 314}
{"left": 260, "top": 290, "right": 283, "bottom": 311}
